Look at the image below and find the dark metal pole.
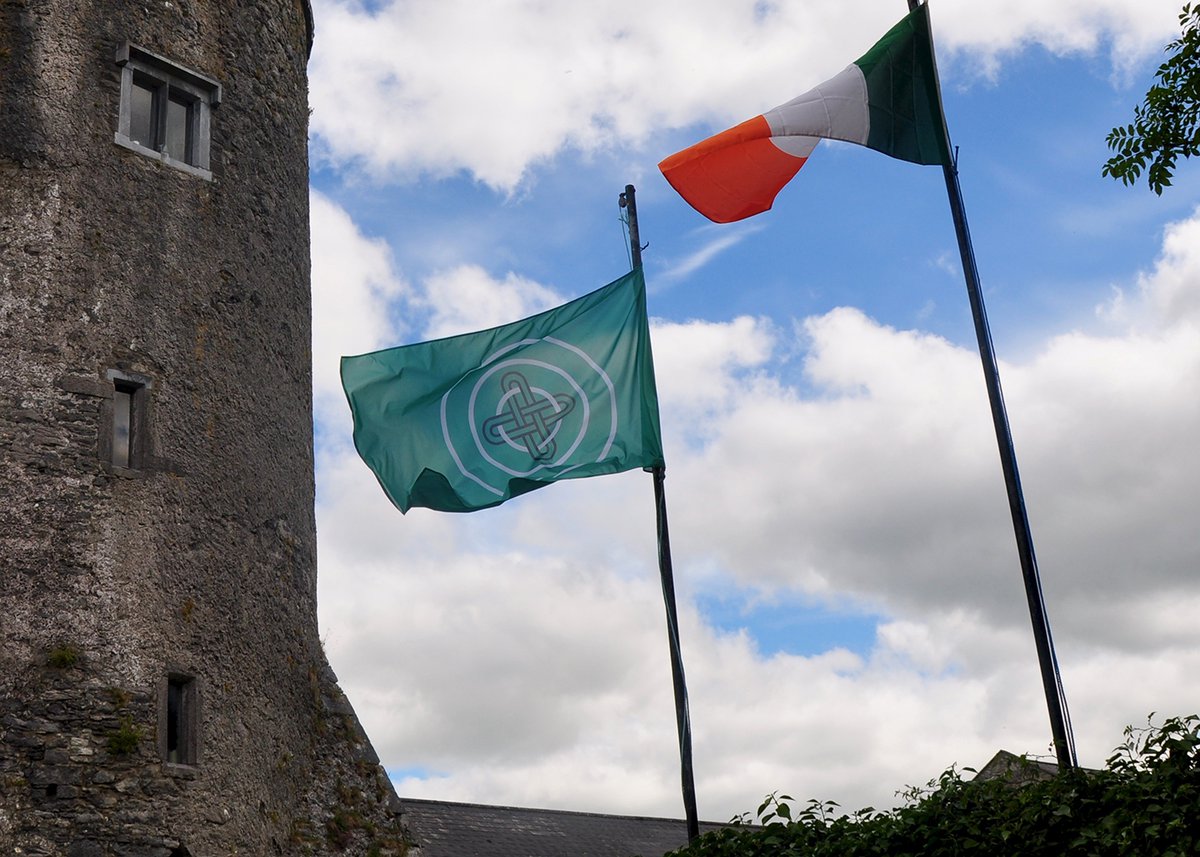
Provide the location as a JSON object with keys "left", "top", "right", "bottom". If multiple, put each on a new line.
{"left": 621, "top": 183, "right": 646, "bottom": 270}
{"left": 653, "top": 465, "right": 701, "bottom": 842}
{"left": 911, "top": 0, "right": 1075, "bottom": 770}
{"left": 620, "top": 184, "right": 701, "bottom": 840}
{"left": 943, "top": 156, "right": 1075, "bottom": 772}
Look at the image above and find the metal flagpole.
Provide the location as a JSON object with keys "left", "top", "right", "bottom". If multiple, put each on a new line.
{"left": 620, "top": 184, "right": 701, "bottom": 840}
{"left": 908, "top": 0, "right": 1076, "bottom": 770}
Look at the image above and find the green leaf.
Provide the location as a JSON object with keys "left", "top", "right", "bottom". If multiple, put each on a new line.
{"left": 1105, "top": 4, "right": 1200, "bottom": 193}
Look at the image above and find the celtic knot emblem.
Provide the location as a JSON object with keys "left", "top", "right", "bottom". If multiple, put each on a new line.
{"left": 441, "top": 337, "right": 619, "bottom": 499}
{"left": 481, "top": 371, "right": 577, "bottom": 462}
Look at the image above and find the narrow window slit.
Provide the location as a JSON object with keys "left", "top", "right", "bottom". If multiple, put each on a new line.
{"left": 164, "top": 673, "right": 198, "bottom": 766}
{"left": 105, "top": 369, "right": 151, "bottom": 471}
{"left": 112, "top": 379, "right": 137, "bottom": 468}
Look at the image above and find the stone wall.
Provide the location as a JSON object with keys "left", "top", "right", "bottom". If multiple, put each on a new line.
{"left": 1, "top": 655, "right": 406, "bottom": 855}
{"left": 0, "top": 1, "right": 408, "bottom": 854}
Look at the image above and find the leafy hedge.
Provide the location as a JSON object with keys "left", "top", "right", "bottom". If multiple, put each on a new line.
{"left": 666, "top": 715, "right": 1200, "bottom": 857}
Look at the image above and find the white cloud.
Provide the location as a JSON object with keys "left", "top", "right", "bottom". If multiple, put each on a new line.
{"left": 658, "top": 225, "right": 765, "bottom": 284}
{"left": 651, "top": 315, "right": 777, "bottom": 418}
{"left": 312, "top": 100, "right": 1200, "bottom": 816}
{"left": 1137, "top": 211, "right": 1200, "bottom": 322}
{"left": 309, "top": 0, "right": 1184, "bottom": 190}
{"left": 933, "top": 0, "right": 1181, "bottom": 78}
{"left": 310, "top": 190, "right": 407, "bottom": 423}
{"left": 670, "top": 307, "right": 1008, "bottom": 611}
{"left": 413, "top": 264, "right": 566, "bottom": 340}
{"left": 319, "top": 476, "right": 1200, "bottom": 816}
{"left": 315, "top": 199, "right": 1200, "bottom": 820}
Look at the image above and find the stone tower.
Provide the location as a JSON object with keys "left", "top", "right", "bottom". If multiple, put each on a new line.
{"left": 0, "top": 2, "right": 406, "bottom": 854}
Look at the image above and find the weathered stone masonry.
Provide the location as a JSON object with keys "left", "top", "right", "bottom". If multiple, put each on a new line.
{"left": 1, "top": 1, "right": 406, "bottom": 854}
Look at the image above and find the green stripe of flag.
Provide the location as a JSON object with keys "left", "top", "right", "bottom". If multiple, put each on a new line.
{"left": 856, "top": 2, "right": 951, "bottom": 166}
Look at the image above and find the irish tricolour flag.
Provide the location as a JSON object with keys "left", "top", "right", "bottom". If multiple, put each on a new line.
{"left": 659, "top": 2, "right": 951, "bottom": 223}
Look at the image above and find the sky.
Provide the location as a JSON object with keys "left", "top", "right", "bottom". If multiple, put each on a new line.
{"left": 305, "top": 0, "right": 1200, "bottom": 824}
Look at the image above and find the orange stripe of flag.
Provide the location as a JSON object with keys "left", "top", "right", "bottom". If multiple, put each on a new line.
{"left": 658, "top": 115, "right": 808, "bottom": 223}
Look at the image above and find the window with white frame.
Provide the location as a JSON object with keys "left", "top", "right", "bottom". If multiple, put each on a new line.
{"left": 114, "top": 42, "right": 221, "bottom": 180}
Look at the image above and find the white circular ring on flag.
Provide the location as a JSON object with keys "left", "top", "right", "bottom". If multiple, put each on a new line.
{"left": 440, "top": 337, "right": 619, "bottom": 497}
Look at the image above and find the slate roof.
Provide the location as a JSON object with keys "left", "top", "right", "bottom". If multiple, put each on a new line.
{"left": 402, "top": 798, "right": 730, "bottom": 857}
{"left": 972, "top": 749, "right": 1063, "bottom": 786}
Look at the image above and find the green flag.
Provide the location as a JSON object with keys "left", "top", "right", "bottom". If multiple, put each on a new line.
{"left": 341, "top": 269, "right": 664, "bottom": 513}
